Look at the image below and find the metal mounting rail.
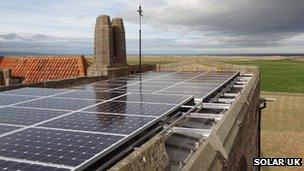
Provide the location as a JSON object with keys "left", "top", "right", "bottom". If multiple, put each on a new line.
{"left": 161, "top": 102, "right": 202, "bottom": 140}
{"left": 189, "top": 113, "right": 223, "bottom": 122}
{"left": 161, "top": 72, "right": 241, "bottom": 140}
{"left": 162, "top": 73, "right": 253, "bottom": 170}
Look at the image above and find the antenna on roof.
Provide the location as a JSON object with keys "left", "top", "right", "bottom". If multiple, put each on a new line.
{"left": 137, "top": 0, "right": 143, "bottom": 73}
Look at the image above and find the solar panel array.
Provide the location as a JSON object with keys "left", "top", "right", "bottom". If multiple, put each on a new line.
{"left": 0, "top": 70, "right": 238, "bottom": 170}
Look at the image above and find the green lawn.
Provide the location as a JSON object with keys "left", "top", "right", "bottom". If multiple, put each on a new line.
{"left": 127, "top": 57, "right": 179, "bottom": 66}
{"left": 225, "top": 59, "right": 304, "bottom": 93}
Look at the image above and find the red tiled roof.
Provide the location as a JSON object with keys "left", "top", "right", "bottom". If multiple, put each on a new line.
{"left": 0, "top": 55, "right": 87, "bottom": 84}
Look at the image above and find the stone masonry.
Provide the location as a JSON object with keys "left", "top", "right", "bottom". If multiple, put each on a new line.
{"left": 94, "top": 15, "right": 128, "bottom": 77}
{"left": 112, "top": 18, "right": 127, "bottom": 66}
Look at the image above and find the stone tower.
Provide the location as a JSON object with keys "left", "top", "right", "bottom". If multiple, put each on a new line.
{"left": 112, "top": 18, "right": 127, "bottom": 66}
{"left": 94, "top": 15, "right": 128, "bottom": 77}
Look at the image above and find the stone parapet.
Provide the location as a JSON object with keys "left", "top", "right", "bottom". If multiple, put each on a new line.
{"left": 0, "top": 69, "right": 11, "bottom": 86}
{"left": 183, "top": 71, "right": 260, "bottom": 171}
{"left": 109, "top": 135, "right": 170, "bottom": 171}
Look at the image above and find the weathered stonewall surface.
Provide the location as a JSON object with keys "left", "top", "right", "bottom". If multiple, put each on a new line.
{"left": 0, "top": 69, "right": 11, "bottom": 86}
{"left": 94, "top": 15, "right": 128, "bottom": 76}
{"left": 112, "top": 18, "right": 127, "bottom": 67}
{"left": 94, "top": 15, "right": 114, "bottom": 69}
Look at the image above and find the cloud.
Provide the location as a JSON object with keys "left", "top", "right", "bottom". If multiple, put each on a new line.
{"left": 0, "top": 33, "right": 92, "bottom": 54}
{"left": 122, "top": 0, "right": 304, "bottom": 48}
{"left": 0, "top": 0, "right": 304, "bottom": 54}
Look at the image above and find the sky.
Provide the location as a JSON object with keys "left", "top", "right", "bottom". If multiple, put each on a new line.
{"left": 0, "top": 0, "right": 304, "bottom": 54}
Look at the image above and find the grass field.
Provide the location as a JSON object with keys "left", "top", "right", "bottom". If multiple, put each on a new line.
{"left": 128, "top": 57, "right": 304, "bottom": 93}
{"left": 225, "top": 59, "right": 304, "bottom": 93}
{"left": 261, "top": 92, "right": 304, "bottom": 171}
{"left": 127, "top": 56, "right": 180, "bottom": 66}
{"left": 227, "top": 59, "right": 304, "bottom": 171}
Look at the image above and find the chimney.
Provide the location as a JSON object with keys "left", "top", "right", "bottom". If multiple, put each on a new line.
{"left": 112, "top": 18, "right": 127, "bottom": 66}
{"left": 94, "top": 15, "right": 114, "bottom": 69}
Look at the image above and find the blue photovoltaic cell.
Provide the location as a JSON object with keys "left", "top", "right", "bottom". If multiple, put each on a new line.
{"left": 147, "top": 79, "right": 181, "bottom": 83}
{"left": 0, "top": 159, "right": 69, "bottom": 171}
{"left": 162, "top": 87, "right": 215, "bottom": 92}
{"left": 110, "top": 88, "right": 155, "bottom": 94}
{"left": 111, "top": 77, "right": 152, "bottom": 82}
{"left": 0, "top": 107, "right": 67, "bottom": 125}
{"left": 0, "top": 125, "right": 22, "bottom": 135}
{"left": 92, "top": 82, "right": 127, "bottom": 87}
{"left": 112, "top": 85, "right": 169, "bottom": 93}
{"left": 1, "top": 88, "right": 69, "bottom": 97}
{"left": 0, "top": 94, "right": 38, "bottom": 106}
{"left": 131, "top": 81, "right": 176, "bottom": 87}
{"left": 115, "top": 93, "right": 192, "bottom": 104}
{"left": 39, "top": 112, "right": 155, "bottom": 134}
{"left": 178, "top": 82, "right": 219, "bottom": 88}
{"left": 160, "top": 91, "right": 208, "bottom": 99}
{"left": 100, "top": 80, "right": 139, "bottom": 85}
{"left": 16, "top": 97, "right": 102, "bottom": 111}
{"left": 84, "top": 101, "right": 177, "bottom": 117}
{"left": 137, "top": 71, "right": 175, "bottom": 77}
{"left": 54, "top": 91, "right": 125, "bottom": 100}
{"left": 0, "top": 128, "right": 124, "bottom": 167}
{"left": 71, "top": 83, "right": 126, "bottom": 91}
{"left": 0, "top": 71, "right": 237, "bottom": 170}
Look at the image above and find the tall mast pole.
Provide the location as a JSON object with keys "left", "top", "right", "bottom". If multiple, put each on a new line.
{"left": 137, "top": 0, "right": 143, "bottom": 73}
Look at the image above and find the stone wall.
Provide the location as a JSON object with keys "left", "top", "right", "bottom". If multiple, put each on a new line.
{"left": 109, "top": 136, "right": 170, "bottom": 171}
{"left": 0, "top": 69, "right": 11, "bottom": 86}
{"left": 183, "top": 71, "right": 260, "bottom": 171}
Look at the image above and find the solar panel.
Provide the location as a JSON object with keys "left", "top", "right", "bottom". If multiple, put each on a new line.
{"left": 100, "top": 80, "right": 139, "bottom": 85}
{"left": 84, "top": 101, "right": 177, "bottom": 117}
{"left": 80, "top": 83, "right": 127, "bottom": 89}
{"left": 0, "top": 159, "right": 69, "bottom": 171}
{"left": 70, "top": 81, "right": 128, "bottom": 91}
{"left": 111, "top": 88, "right": 156, "bottom": 93}
{"left": 156, "top": 71, "right": 238, "bottom": 99}
{"left": 16, "top": 97, "right": 102, "bottom": 111}
{"left": 115, "top": 93, "right": 193, "bottom": 105}
{"left": 123, "top": 75, "right": 157, "bottom": 79}
{"left": 132, "top": 81, "right": 177, "bottom": 87}
{"left": 38, "top": 112, "right": 155, "bottom": 135}
{"left": 159, "top": 91, "right": 209, "bottom": 99}
{"left": 0, "top": 125, "right": 22, "bottom": 135}
{"left": 116, "top": 85, "right": 169, "bottom": 91}
{"left": 178, "top": 82, "right": 219, "bottom": 88}
{"left": 53, "top": 91, "right": 126, "bottom": 100}
{"left": 0, "top": 107, "right": 67, "bottom": 125}
{"left": 1, "top": 88, "right": 69, "bottom": 97}
{"left": 0, "top": 94, "right": 38, "bottom": 106}
{"left": 0, "top": 70, "right": 239, "bottom": 170}
{"left": 163, "top": 86, "right": 216, "bottom": 92}
{"left": 0, "top": 128, "right": 124, "bottom": 168}
{"left": 148, "top": 79, "right": 182, "bottom": 83}
{"left": 70, "top": 85, "right": 117, "bottom": 92}
{"left": 110, "top": 77, "right": 151, "bottom": 82}
{"left": 138, "top": 71, "right": 176, "bottom": 77}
